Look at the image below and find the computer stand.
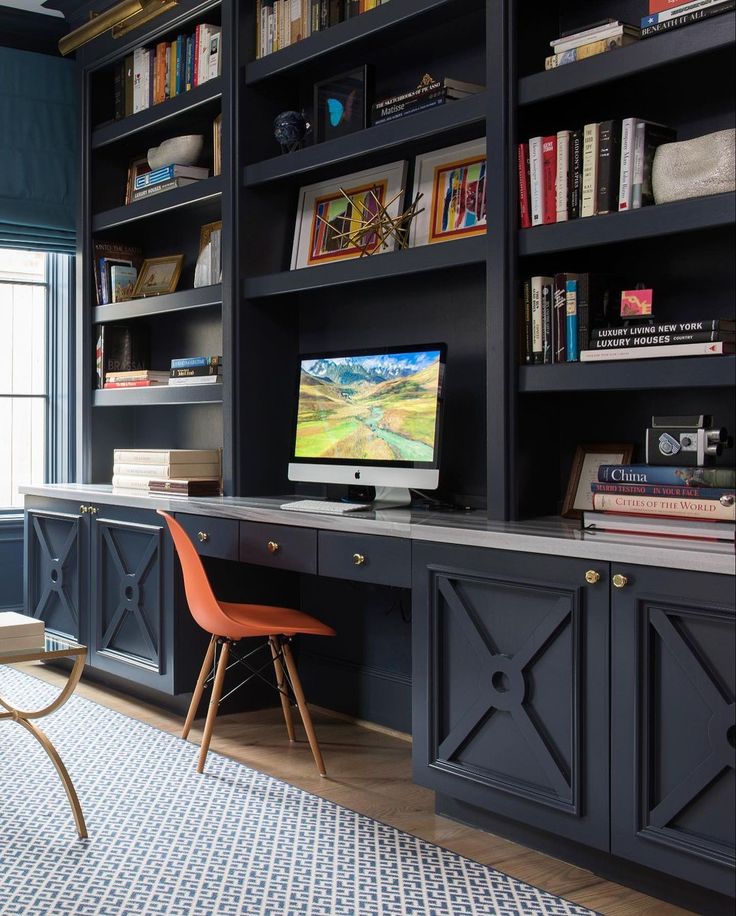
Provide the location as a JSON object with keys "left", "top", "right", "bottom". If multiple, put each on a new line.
{"left": 346, "top": 485, "right": 411, "bottom": 510}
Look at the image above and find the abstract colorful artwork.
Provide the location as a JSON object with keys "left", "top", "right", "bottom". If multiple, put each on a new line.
{"left": 410, "top": 140, "right": 488, "bottom": 247}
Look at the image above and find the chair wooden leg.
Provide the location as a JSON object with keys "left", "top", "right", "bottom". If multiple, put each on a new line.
{"left": 269, "top": 636, "right": 296, "bottom": 742}
{"left": 197, "top": 639, "right": 230, "bottom": 774}
{"left": 183, "top": 634, "right": 217, "bottom": 740}
{"left": 281, "top": 639, "right": 327, "bottom": 777}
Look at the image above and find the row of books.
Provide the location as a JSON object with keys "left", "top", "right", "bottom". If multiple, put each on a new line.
{"left": 583, "top": 464, "right": 735, "bottom": 541}
{"left": 520, "top": 273, "right": 735, "bottom": 365}
{"left": 130, "top": 164, "right": 210, "bottom": 204}
{"left": 256, "top": 0, "right": 389, "bottom": 58}
{"left": 103, "top": 355, "right": 223, "bottom": 389}
{"left": 518, "top": 119, "right": 675, "bottom": 227}
{"left": 370, "top": 78, "right": 484, "bottom": 127}
{"left": 93, "top": 242, "right": 143, "bottom": 306}
{"left": 117, "top": 25, "right": 222, "bottom": 120}
{"left": 545, "top": 19, "right": 640, "bottom": 70}
{"left": 112, "top": 448, "right": 222, "bottom": 496}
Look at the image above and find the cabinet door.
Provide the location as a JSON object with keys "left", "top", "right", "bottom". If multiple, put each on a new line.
{"left": 89, "top": 507, "right": 170, "bottom": 691}
{"left": 413, "top": 543, "right": 610, "bottom": 849}
{"left": 25, "top": 507, "right": 85, "bottom": 642}
{"left": 611, "top": 565, "right": 735, "bottom": 895}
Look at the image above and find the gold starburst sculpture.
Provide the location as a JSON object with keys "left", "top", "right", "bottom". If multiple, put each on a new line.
{"left": 316, "top": 186, "right": 424, "bottom": 257}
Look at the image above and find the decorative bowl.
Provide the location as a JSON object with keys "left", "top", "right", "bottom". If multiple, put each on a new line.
{"left": 147, "top": 134, "right": 204, "bottom": 170}
{"left": 652, "top": 128, "right": 735, "bottom": 205}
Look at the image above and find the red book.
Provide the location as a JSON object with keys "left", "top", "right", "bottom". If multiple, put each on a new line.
{"left": 193, "top": 25, "right": 200, "bottom": 87}
{"left": 103, "top": 380, "right": 161, "bottom": 388}
{"left": 518, "top": 143, "right": 531, "bottom": 229}
{"left": 649, "top": 0, "right": 696, "bottom": 13}
{"left": 541, "top": 135, "right": 557, "bottom": 225}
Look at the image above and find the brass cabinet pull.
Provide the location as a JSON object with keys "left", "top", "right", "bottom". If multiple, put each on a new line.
{"left": 198, "top": 531, "right": 209, "bottom": 543}
{"left": 88, "top": 505, "right": 98, "bottom": 515}
{"left": 612, "top": 573, "right": 629, "bottom": 589}
{"left": 80, "top": 505, "right": 88, "bottom": 514}
{"left": 353, "top": 553, "right": 365, "bottom": 566}
{"left": 267, "top": 540, "right": 280, "bottom": 554}
{"left": 585, "top": 569, "right": 601, "bottom": 584}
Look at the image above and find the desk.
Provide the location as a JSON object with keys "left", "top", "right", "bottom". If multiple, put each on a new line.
{"left": 20, "top": 484, "right": 736, "bottom": 901}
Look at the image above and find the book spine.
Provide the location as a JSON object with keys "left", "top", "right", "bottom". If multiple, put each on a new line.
{"left": 112, "top": 475, "right": 153, "bottom": 490}
{"left": 373, "top": 82, "right": 443, "bottom": 111}
{"left": 645, "top": 0, "right": 727, "bottom": 22}
{"left": 522, "top": 279, "right": 533, "bottom": 363}
{"left": 518, "top": 143, "right": 532, "bottom": 229}
{"left": 580, "top": 341, "right": 731, "bottom": 361}
{"left": 552, "top": 25, "right": 628, "bottom": 54}
{"left": 104, "top": 380, "right": 160, "bottom": 388}
{"left": 552, "top": 274, "right": 570, "bottom": 362}
{"left": 592, "top": 319, "right": 724, "bottom": 338}
{"left": 631, "top": 120, "right": 646, "bottom": 208}
{"left": 529, "top": 137, "right": 544, "bottom": 226}
{"left": 541, "top": 279, "right": 553, "bottom": 363}
{"left": 597, "top": 119, "right": 621, "bottom": 215}
{"left": 372, "top": 95, "right": 445, "bottom": 124}
{"left": 618, "top": 117, "right": 637, "bottom": 211}
{"left": 541, "top": 136, "right": 557, "bottom": 225}
{"left": 113, "top": 61, "right": 124, "bottom": 119}
{"left": 170, "top": 356, "right": 222, "bottom": 367}
{"left": 194, "top": 24, "right": 201, "bottom": 86}
{"left": 599, "top": 465, "right": 736, "bottom": 487}
{"left": 546, "top": 34, "right": 630, "bottom": 68}
{"left": 114, "top": 463, "right": 222, "bottom": 477}
{"left": 581, "top": 123, "right": 599, "bottom": 217}
{"left": 555, "top": 131, "right": 570, "bottom": 222}
{"left": 590, "top": 330, "right": 730, "bottom": 348}
{"left": 565, "top": 280, "right": 579, "bottom": 361}
{"left": 569, "top": 129, "right": 583, "bottom": 219}
{"left": 591, "top": 493, "right": 735, "bottom": 521}
{"left": 591, "top": 482, "right": 735, "bottom": 500}
{"left": 131, "top": 179, "right": 192, "bottom": 201}
{"left": 148, "top": 47, "right": 155, "bottom": 107}
{"left": 170, "top": 366, "right": 221, "bottom": 377}
{"left": 531, "top": 277, "right": 543, "bottom": 363}
{"left": 649, "top": 0, "right": 705, "bottom": 13}
{"left": 642, "top": 0, "right": 733, "bottom": 31}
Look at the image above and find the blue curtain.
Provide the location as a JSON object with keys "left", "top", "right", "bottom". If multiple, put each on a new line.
{"left": 0, "top": 47, "right": 76, "bottom": 254}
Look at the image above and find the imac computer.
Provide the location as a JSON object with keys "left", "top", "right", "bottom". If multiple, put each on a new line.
{"left": 283, "top": 343, "right": 446, "bottom": 513}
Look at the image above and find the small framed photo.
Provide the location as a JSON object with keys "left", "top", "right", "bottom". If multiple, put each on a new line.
{"left": 131, "top": 255, "right": 184, "bottom": 297}
{"left": 409, "top": 139, "right": 487, "bottom": 247}
{"left": 291, "top": 161, "right": 408, "bottom": 269}
{"left": 562, "top": 443, "right": 635, "bottom": 520}
{"left": 125, "top": 156, "right": 150, "bottom": 206}
{"left": 313, "top": 66, "right": 369, "bottom": 143}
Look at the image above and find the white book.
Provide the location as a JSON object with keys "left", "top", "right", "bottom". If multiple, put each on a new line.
{"left": 528, "top": 137, "right": 544, "bottom": 226}
{"left": 0, "top": 611, "right": 45, "bottom": 639}
{"left": 530, "top": 277, "right": 546, "bottom": 362}
{"left": 556, "top": 130, "right": 571, "bottom": 222}
{"left": 581, "top": 123, "right": 599, "bottom": 218}
{"left": 580, "top": 341, "right": 732, "bottom": 362}
{"left": 208, "top": 30, "right": 221, "bottom": 79}
{"left": 583, "top": 512, "right": 735, "bottom": 541}
{"left": 168, "top": 376, "right": 223, "bottom": 386}
{"left": 631, "top": 121, "right": 647, "bottom": 209}
{"left": 618, "top": 117, "right": 638, "bottom": 211}
{"left": 113, "top": 448, "right": 221, "bottom": 465}
{"left": 553, "top": 23, "right": 638, "bottom": 53}
{"left": 132, "top": 47, "right": 149, "bottom": 113}
{"left": 113, "top": 462, "right": 222, "bottom": 478}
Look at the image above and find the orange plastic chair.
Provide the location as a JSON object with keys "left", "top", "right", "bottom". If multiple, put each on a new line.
{"left": 158, "top": 510, "right": 335, "bottom": 776}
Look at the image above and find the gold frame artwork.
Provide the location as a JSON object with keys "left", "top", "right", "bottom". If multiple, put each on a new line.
{"left": 562, "top": 442, "right": 634, "bottom": 520}
{"left": 131, "top": 255, "right": 184, "bottom": 297}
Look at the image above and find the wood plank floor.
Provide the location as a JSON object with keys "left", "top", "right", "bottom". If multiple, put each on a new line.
{"left": 14, "top": 661, "right": 691, "bottom": 916}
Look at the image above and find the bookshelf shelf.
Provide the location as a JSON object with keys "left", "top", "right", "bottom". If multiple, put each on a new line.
{"left": 518, "top": 356, "right": 736, "bottom": 393}
{"left": 244, "top": 0, "right": 472, "bottom": 84}
{"left": 518, "top": 192, "right": 736, "bottom": 256}
{"left": 92, "top": 284, "right": 222, "bottom": 323}
{"left": 519, "top": 13, "right": 736, "bottom": 106}
{"left": 92, "top": 176, "right": 223, "bottom": 232}
{"left": 244, "top": 93, "right": 487, "bottom": 187}
{"left": 243, "top": 235, "right": 487, "bottom": 299}
{"left": 91, "top": 78, "right": 223, "bottom": 150}
{"left": 93, "top": 384, "right": 224, "bottom": 407}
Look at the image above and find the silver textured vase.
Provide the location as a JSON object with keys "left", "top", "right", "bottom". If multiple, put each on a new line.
{"left": 652, "top": 128, "right": 736, "bottom": 204}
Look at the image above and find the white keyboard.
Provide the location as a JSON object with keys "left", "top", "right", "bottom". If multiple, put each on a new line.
{"left": 280, "top": 499, "right": 371, "bottom": 515}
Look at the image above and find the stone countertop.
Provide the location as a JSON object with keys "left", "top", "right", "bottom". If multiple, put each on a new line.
{"left": 20, "top": 484, "right": 735, "bottom": 576}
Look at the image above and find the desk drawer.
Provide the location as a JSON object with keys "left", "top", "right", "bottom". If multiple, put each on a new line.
{"left": 239, "top": 521, "right": 317, "bottom": 574}
{"left": 176, "top": 514, "right": 239, "bottom": 561}
{"left": 318, "top": 531, "right": 411, "bottom": 587}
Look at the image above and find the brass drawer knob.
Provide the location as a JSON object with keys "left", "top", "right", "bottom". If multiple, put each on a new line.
{"left": 267, "top": 540, "right": 280, "bottom": 554}
{"left": 353, "top": 553, "right": 365, "bottom": 566}
{"left": 198, "top": 531, "right": 209, "bottom": 543}
{"left": 88, "top": 505, "right": 98, "bottom": 515}
{"left": 612, "top": 573, "right": 629, "bottom": 589}
{"left": 80, "top": 504, "right": 88, "bottom": 514}
{"left": 585, "top": 570, "right": 601, "bottom": 584}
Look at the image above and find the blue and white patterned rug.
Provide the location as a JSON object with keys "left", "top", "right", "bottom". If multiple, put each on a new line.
{"left": 0, "top": 667, "right": 598, "bottom": 916}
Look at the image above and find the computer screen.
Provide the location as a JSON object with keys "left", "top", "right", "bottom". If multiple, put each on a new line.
{"left": 289, "top": 344, "right": 445, "bottom": 489}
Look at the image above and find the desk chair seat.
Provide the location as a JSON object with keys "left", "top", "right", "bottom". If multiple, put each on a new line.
{"left": 158, "top": 510, "right": 335, "bottom": 776}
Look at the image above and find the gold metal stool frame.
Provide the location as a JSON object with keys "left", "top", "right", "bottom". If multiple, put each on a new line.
{"left": 0, "top": 635, "right": 88, "bottom": 838}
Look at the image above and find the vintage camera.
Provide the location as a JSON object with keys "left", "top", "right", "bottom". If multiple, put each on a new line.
{"left": 645, "top": 415, "right": 733, "bottom": 466}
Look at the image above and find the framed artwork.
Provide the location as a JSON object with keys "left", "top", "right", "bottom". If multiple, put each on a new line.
{"left": 125, "top": 157, "right": 150, "bottom": 206}
{"left": 409, "top": 139, "right": 488, "bottom": 246}
{"left": 562, "top": 443, "right": 635, "bottom": 520}
{"left": 291, "top": 161, "right": 408, "bottom": 269}
{"left": 131, "top": 255, "right": 184, "bottom": 297}
{"left": 313, "top": 66, "right": 369, "bottom": 143}
{"left": 195, "top": 220, "right": 222, "bottom": 288}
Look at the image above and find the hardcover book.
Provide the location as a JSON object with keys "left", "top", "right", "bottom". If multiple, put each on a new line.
{"left": 581, "top": 123, "right": 599, "bottom": 217}
{"left": 95, "top": 324, "right": 150, "bottom": 389}
{"left": 579, "top": 340, "right": 733, "bottom": 361}
{"left": 583, "top": 511, "right": 735, "bottom": 541}
{"left": 518, "top": 143, "right": 531, "bottom": 229}
{"left": 591, "top": 492, "right": 735, "bottom": 521}
{"left": 591, "top": 482, "right": 735, "bottom": 501}
{"left": 541, "top": 136, "right": 557, "bottom": 225}
{"left": 529, "top": 137, "right": 544, "bottom": 225}
{"left": 597, "top": 119, "right": 622, "bottom": 215}
{"left": 597, "top": 465, "right": 736, "bottom": 488}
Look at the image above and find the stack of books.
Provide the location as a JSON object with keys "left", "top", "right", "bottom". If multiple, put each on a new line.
{"left": 168, "top": 355, "right": 223, "bottom": 387}
{"left": 519, "top": 119, "right": 676, "bottom": 227}
{"left": 584, "top": 464, "right": 736, "bottom": 541}
{"left": 545, "top": 19, "right": 640, "bottom": 69}
{"left": 116, "top": 24, "right": 222, "bottom": 119}
{"left": 371, "top": 78, "right": 484, "bottom": 127}
{"left": 96, "top": 323, "right": 150, "bottom": 389}
{"left": 112, "top": 448, "right": 222, "bottom": 495}
{"left": 641, "top": 0, "right": 734, "bottom": 38}
{"left": 256, "top": 0, "right": 390, "bottom": 58}
{"left": 104, "top": 370, "right": 170, "bottom": 389}
{"left": 0, "top": 612, "right": 45, "bottom": 657}
{"left": 580, "top": 319, "right": 735, "bottom": 363}
{"left": 93, "top": 242, "right": 143, "bottom": 306}
{"left": 131, "top": 164, "right": 210, "bottom": 203}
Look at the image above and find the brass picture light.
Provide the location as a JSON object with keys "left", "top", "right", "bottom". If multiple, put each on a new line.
{"left": 58, "top": 0, "right": 178, "bottom": 56}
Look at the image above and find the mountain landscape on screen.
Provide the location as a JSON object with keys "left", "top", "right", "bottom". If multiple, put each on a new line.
{"left": 296, "top": 351, "right": 441, "bottom": 461}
